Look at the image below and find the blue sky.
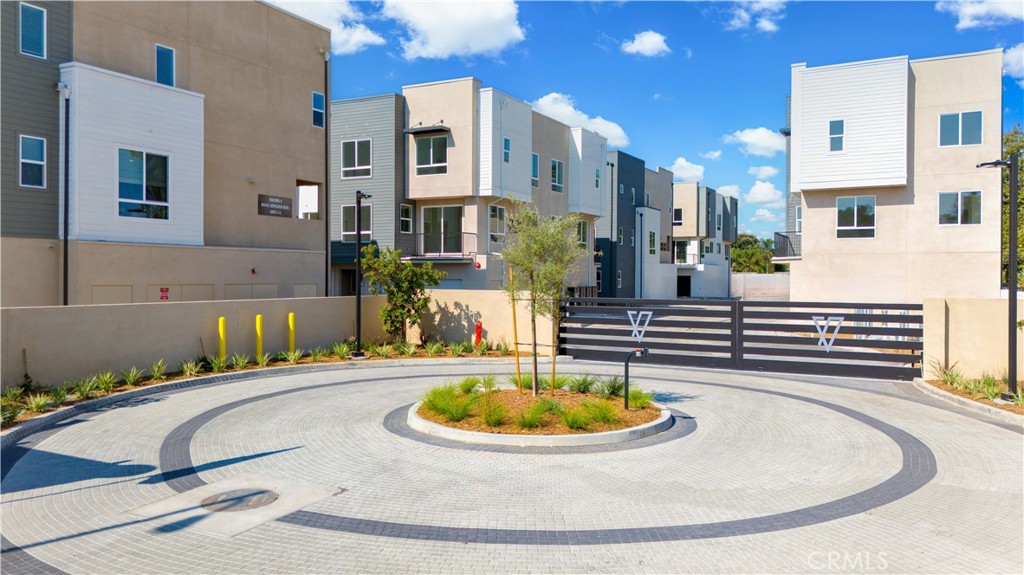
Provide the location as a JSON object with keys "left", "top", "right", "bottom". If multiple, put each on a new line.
{"left": 276, "top": 0, "right": 1024, "bottom": 239}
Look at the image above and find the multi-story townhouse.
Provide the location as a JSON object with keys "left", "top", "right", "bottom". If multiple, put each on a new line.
{"left": 669, "top": 182, "right": 737, "bottom": 297}
{"left": 329, "top": 78, "right": 604, "bottom": 293}
{"left": 774, "top": 49, "right": 1003, "bottom": 303}
{"left": 596, "top": 151, "right": 645, "bottom": 298}
{"left": 1, "top": 1, "right": 329, "bottom": 306}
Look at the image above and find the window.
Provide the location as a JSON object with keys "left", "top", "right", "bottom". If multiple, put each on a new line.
{"left": 795, "top": 206, "right": 803, "bottom": 234}
{"left": 531, "top": 153, "right": 539, "bottom": 187}
{"left": 646, "top": 192, "right": 651, "bottom": 207}
{"left": 19, "top": 135, "right": 45, "bottom": 188}
{"left": 297, "top": 183, "right": 319, "bottom": 220}
{"left": 118, "top": 148, "right": 168, "bottom": 220}
{"left": 630, "top": 187, "right": 635, "bottom": 205}
{"left": 836, "top": 195, "right": 875, "bottom": 238}
{"left": 503, "top": 138, "right": 511, "bottom": 163}
{"left": 20, "top": 3, "right": 45, "bottom": 59}
{"left": 400, "top": 204, "right": 413, "bottom": 234}
{"left": 551, "top": 159, "right": 564, "bottom": 193}
{"left": 341, "top": 139, "right": 372, "bottom": 178}
{"left": 489, "top": 205, "right": 506, "bottom": 249}
{"left": 595, "top": 168, "right": 600, "bottom": 188}
{"left": 673, "top": 208, "right": 683, "bottom": 225}
{"left": 939, "top": 111, "right": 982, "bottom": 147}
{"left": 938, "top": 191, "right": 981, "bottom": 225}
{"left": 716, "top": 213, "right": 722, "bottom": 230}
{"left": 312, "top": 92, "right": 325, "bottom": 129}
{"left": 704, "top": 241, "right": 712, "bottom": 254}
{"left": 423, "top": 205, "right": 463, "bottom": 254}
{"left": 717, "top": 242, "right": 721, "bottom": 254}
{"left": 616, "top": 270, "right": 622, "bottom": 288}
{"left": 618, "top": 227, "right": 623, "bottom": 246}
{"left": 674, "top": 241, "right": 687, "bottom": 263}
{"left": 630, "top": 228, "right": 635, "bottom": 247}
{"left": 156, "top": 45, "right": 175, "bottom": 87}
{"left": 416, "top": 136, "right": 448, "bottom": 175}
{"left": 341, "top": 204, "right": 372, "bottom": 242}
{"left": 577, "top": 221, "right": 588, "bottom": 248}
{"left": 618, "top": 184, "right": 624, "bottom": 195}
{"left": 596, "top": 269, "right": 602, "bottom": 293}
{"left": 828, "top": 119, "right": 844, "bottom": 152}
{"left": 648, "top": 231, "right": 655, "bottom": 255}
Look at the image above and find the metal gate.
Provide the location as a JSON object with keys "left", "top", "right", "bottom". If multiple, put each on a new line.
{"left": 559, "top": 298, "right": 923, "bottom": 381}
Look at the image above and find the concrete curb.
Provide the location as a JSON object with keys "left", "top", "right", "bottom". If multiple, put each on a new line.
{"left": 1, "top": 356, "right": 567, "bottom": 449}
{"left": 407, "top": 401, "right": 674, "bottom": 447}
{"left": 912, "top": 377, "right": 1023, "bottom": 427}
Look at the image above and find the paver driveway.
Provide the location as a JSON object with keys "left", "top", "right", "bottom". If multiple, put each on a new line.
{"left": 2, "top": 360, "right": 1021, "bottom": 574}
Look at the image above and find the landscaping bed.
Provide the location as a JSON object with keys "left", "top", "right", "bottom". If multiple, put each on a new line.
{"left": 927, "top": 361, "right": 1024, "bottom": 416}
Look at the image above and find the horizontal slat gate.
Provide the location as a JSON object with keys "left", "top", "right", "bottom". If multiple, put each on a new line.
{"left": 560, "top": 298, "right": 923, "bottom": 381}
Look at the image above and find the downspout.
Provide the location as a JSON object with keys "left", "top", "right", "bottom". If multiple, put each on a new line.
{"left": 59, "top": 83, "right": 71, "bottom": 305}
{"left": 638, "top": 211, "right": 644, "bottom": 299}
{"left": 323, "top": 50, "right": 331, "bottom": 296}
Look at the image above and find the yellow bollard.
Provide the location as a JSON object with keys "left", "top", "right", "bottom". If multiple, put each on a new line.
{"left": 288, "top": 312, "right": 296, "bottom": 354}
{"left": 218, "top": 316, "right": 227, "bottom": 360}
{"left": 255, "top": 314, "right": 263, "bottom": 358}
{"left": 509, "top": 266, "right": 522, "bottom": 394}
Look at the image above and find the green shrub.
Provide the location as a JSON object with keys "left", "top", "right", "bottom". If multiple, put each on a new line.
{"left": 148, "top": 359, "right": 167, "bottom": 382}
{"left": 600, "top": 375, "right": 626, "bottom": 398}
{"left": 495, "top": 340, "right": 511, "bottom": 356}
{"left": 929, "top": 359, "right": 966, "bottom": 389}
{"left": 332, "top": 341, "right": 354, "bottom": 359}
{"left": 517, "top": 404, "right": 546, "bottom": 428}
{"left": 48, "top": 386, "right": 70, "bottom": 405}
{"left": 180, "top": 360, "right": 204, "bottom": 378}
{"left": 474, "top": 340, "right": 490, "bottom": 356}
{"left": 72, "top": 378, "right": 97, "bottom": 400}
{"left": 1011, "top": 390, "right": 1024, "bottom": 407}
{"left": 569, "top": 374, "right": 599, "bottom": 394}
{"left": 94, "top": 371, "right": 119, "bottom": 393}
{"left": 507, "top": 373, "right": 532, "bottom": 390}
{"left": 278, "top": 349, "right": 304, "bottom": 364}
{"left": 425, "top": 341, "right": 446, "bottom": 357}
{"left": 25, "top": 393, "right": 50, "bottom": 413}
{"left": 479, "top": 374, "right": 498, "bottom": 394}
{"left": 2, "top": 404, "right": 22, "bottom": 426}
{"left": 2, "top": 386, "right": 24, "bottom": 405}
{"left": 458, "top": 376, "right": 480, "bottom": 395}
{"left": 309, "top": 347, "right": 329, "bottom": 362}
{"left": 121, "top": 366, "right": 144, "bottom": 387}
{"left": 449, "top": 341, "right": 473, "bottom": 357}
{"left": 628, "top": 387, "right": 653, "bottom": 409}
{"left": 482, "top": 402, "right": 507, "bottom": 427}
{"left": 581, "top": 399, "right": 619, "bottom": 424}
{"left": 538, "top": 375, "right": 569, "bottom": 391}
{"left": 393, "top": 340, "right": 416, "bottom": 357}
{"left": 208, "top": 355, "right": 229, "bottom": 373}
{"left": 979, "top": 373, "right": 1002, "bottom": 401}
{"left": 537, "top": 398, "right": 563, "bottom": 415}
{"left": 560, "top": 407, "right": 591, "bottom": 430}
{"left": 367, "top": 343, "right": 392, "bottom": 359}
{"left": 422, "top": 384, "right": 473, "bottom": 422}
{"left": 230, "top": 353, "right": 251, "bottom": 370}
{"left": 255, "top": 352, "right": 272, "bottom": 367}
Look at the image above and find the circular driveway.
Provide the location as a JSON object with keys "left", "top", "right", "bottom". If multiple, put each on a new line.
{"left": 2, "top": 360, "right": 1021, "bottom": 574}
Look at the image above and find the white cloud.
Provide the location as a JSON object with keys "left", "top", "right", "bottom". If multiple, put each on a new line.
{"left": 684, "top": 46, "right": 694, "bottom": 59}
{"left": 935, "top": 1, "right": 1023, "bottom": 31}
{"left": 750, "top": 208, "right": 781, "bottom": 223}
{"left": 738, "top": 223, "right": 752, "bottom": 234}
{"left": 381, "top": 0, "right": 525, "bottom": 60}
{"left": 1005, "top": 43, "right": 1024, "bottom": 87}
{"left": 700, "top": 150, "right": 723, "bottom": 161}
{"left": 621, "top": 30, "right": 671, "bottom": 57}
{"left": 670, "top": 157, "right": 704, "bottom": 182}
{"left": 268, "top": 0, "right": 385, "bottom": 55}
{"left": 724, "top": 127, "right": 786, "bottom": 157}
{"left": 652, "top": 92, "right": 663, "bottom": 101}
{"left": 744, "top": 180, "right": 786, "bottom": 209}
{"left": 533, "top": 93, "right": 630, "bottom": 147}
{"left": 748, "top": 165, "right": 779, "bottom": 179}
{"left": 725, "top": 1, "right": 786, "bottom": 34}
{"left": 718, "top": 185, "right": 741, "bottom": 198}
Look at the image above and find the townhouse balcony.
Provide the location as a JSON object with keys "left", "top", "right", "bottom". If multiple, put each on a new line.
{"left": 773, "top": 231, "right": 801, "bottom": 260}
{"left": 673, "top": 253, "right": 702, "bottom": 267}
{"left": 406, "top": 232, "right": 478, "bottom": 262}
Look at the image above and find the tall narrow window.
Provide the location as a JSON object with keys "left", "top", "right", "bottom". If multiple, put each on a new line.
{"left": 503, "top": 138, "right": 511, "bottom": 163}
{"left": 618, "top": 227, "right": 623, "bottom": 246}
{"left": 616, "top": 270, "right": 622, "bottom": 288}
{"left": 341, "top": 205, "right": 372, "bottom": 242}
{"left": 118, "top": 148, "right": 168, "bottom": 220}
{"left": 551, "top": 159, "right": 564, "bottom": 193}
{"left": 630, "top": 228, "right": 635, "bottom": 247}
{"left": 416, "top": 136, "right": 448, "bottom": 175}
{"left": 828, "top": 119, "right": 844, "bottom": 152}
{"left": 618, "top": 184, "right": 624, "bottom": 195}
{"left": 156, "top": 45, "right": 175, "bottom": 87}
{"left": 577, "top": 221, "right": 588, "bottom": 248}
{"left": 939, "top": 111, "right": 982, "bottom": 146}
{"left": 646, "top": 192, "right": 651, "bottom": 207}
{"left": 795, "top": 206, "right": 803, "bottom": 234}
{"left": 716, "top": 213, "right": 722, "bottom": 230}
{"left": 312, "top": 92, "right": 325, "bottom": 128}
{"left": 648, "top": 231, "right": 655, "bottom": 255}
{"left": 673, "top": 208, "right": 683, "bottom": 225}
{"left": 595, "top": 168, "right": 600, "bottom": 188}
{"left": 400, "top": 204, "right": 413, "bottom": 234}
{"left": 341, "top": 139, "right": 372, "bottom": 178}
{"left": 489, "top": 205, "right": 506, "bottom": 251}
{"left": 596, "top": 269, "right": 602, "bottom": 293}
{"left": 938, "top": 191, "right": 981, "bottom": 225}
{"left": 19, "top": 135, "right": 45, "bottom": 188}
{"left": 531, "top": 153, "right": 539, "bottom": 187}
{"left": 20, "top": 3, "right": 46, "bottom": 59}
{"left": 630, "top": 187, "right": 635, "bottom": 205}
{"left": 836, "top": 195, "right": 875, "bottom": 238}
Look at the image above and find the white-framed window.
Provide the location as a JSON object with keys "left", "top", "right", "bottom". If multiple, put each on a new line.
{"left": 717, "top": 242, "right": 721, "bottom": 254}
{"left": 939, "top": 111, "right": 982, "bottom": 147}
{"left": 836, "top": 195, "right": 875, "bottom": 238}
{"left": 416, "top": 136, "right": 448, "bottom": 175}
{"left": 616, "top": 270, "right": 622, "bottom": 288}
{"left": 118, "top": 148, "right": 169, "bottom": 220}
{"left": 503, "top": 137, "right": 511, "bottom": 163}
{"left": 531, "top": 153, "right": 539, "bottom": 187}
{"left": 155, "top": 44, "right": 175, "bottom": 87}
{"left": 551, "top": 159, "right": 564, "bottom": 193}
{"left": 648, "top": 231, "right": 655, "bottom": 255}
{"left": 795, "top": 205, "right": 802, "bottom": 234}
{"left": 577, "top": 220, "right": 588, "bottom": 248}
{"left": 19, "top": 135, "right": 45, "bottom": 188}
{"left": 630, "top": 228, "right": 635, "bottom": 247}
{"left": 672, "top": 208, "right": 683, "bottom": 225}
{"left": 595, "top": 168, "right": 600, "bottom": 188}
{"left": 618, "top": 184, "right": 624, "bottom": 195}
{"left": 938, "top": 191, "right": 981, "bottom": 225}
{"left": 400, "top": 204, "right": 413, "bottom": 234}
{"left": 489, "top": 205, "right": 506, "bottom": 250}
{"left": 596, "top": 269, "right": 602, "bottom": 292}
{"left": 19, "top": 3, "right": 46, "bottom": 59}
{"left": 716, "top": 213, "right": 722, "bottom": 230}
{"left": 618, "top": 226, "right": 623, "bottom": 246}
{"left": 341, "top": 138, "right": 372, "bottom": 178}
{"left": 312, "top": 92, "right": 326, "bottom": 128}
{"left": 341, "top": 204, "right": 372, "bottom": 242}
{"left": 828, "top": 119, "right": 844, "bottom": 152}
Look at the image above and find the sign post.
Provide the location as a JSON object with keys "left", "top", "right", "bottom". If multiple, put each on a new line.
{"left": 624, "top": 310, "right": 653, "bottom": 409}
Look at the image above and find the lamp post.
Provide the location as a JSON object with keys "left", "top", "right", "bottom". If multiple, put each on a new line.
{"left": 606, "top": 160, "right": 615, "bottom": 297}
{"left": 352, "top": 190, "right": 372, "bottom": 358}
{"left": 978, "top": 154, "right": 1019, "bottom": 398}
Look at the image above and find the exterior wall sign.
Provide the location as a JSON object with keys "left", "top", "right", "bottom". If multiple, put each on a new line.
{"left": 627, "top": 310, "right": 653, "bottom": 344}
{"left": 812, "top": 315, "right": 844, "bottom": 353}
{"left": 258, "top": 194, "right": 293, "bottom": 218}
{"left": 159, "top": 287, "right": 169, "bottom": 301}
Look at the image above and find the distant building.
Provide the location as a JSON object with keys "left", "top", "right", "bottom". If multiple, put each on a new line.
{"left": 669, "top": 182, "right": 736, "bottom": 298}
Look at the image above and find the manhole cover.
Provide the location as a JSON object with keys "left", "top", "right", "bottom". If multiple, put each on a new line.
{"left": 200, "top": 488, "right": 280, "bottom": 512}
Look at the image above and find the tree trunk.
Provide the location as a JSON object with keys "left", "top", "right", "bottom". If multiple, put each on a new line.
{"left": 530, "top": 286, "right": 539, "bottom": 397}
{"left": 550, "top": 311, "right": 557, "bottom": 397}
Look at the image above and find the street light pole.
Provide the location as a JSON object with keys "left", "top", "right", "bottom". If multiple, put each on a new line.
{"left": 352, "top": 190, "right": 372, "bottom": 358}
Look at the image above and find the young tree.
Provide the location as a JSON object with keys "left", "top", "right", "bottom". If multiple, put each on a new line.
{"left": 502, "top": 202, "right": 544, "bottom": 395}
{"left": 360, "top": 245, "right": 446, "bottom": 342}
{"left": 535, "top": 213, "right": 585, "bottom": 396}
{"left": 1002, "top": 125, "right": 1024, "bottom": 285}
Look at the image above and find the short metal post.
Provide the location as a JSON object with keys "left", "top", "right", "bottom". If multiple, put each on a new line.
{"left": 623, "top": 348, "right": 648, "bottom": 410}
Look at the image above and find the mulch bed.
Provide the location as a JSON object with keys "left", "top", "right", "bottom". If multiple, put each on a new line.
{"left": 416, "top": 388, "right": 661, "bottom": 435}
{"left": 925, "top": 380, "right": 1024, "bottom": 416}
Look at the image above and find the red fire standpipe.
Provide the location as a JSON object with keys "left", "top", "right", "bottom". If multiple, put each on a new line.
{"left": 474, "top": 321, "right": 483, "bottom": 345}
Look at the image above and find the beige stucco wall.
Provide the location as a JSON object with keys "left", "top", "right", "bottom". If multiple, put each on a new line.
{"left": 403, "top": 78, "right": 479, "bottom": 200}
{"left": 923, "top": 298, "right": 1023, "bottom": 380}
{"left": 672, "top": 182, "right": 699, "bottom": 238}
{"left": 0, "top": 238, "right": 62, "bottom": 307}
{"left": 531, "top": 112, "right": 570, "bottom": 218}
{"left": 1, "top": 296, "right": 386, "bottom": 389}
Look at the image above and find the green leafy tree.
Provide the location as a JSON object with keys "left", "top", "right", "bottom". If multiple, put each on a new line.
{"left": 360, "top": 245, "right": 446, "bottom": 341}
{"left": 534, "top": 212, "right": 585, "bottom": 396}
{"left": 730, "top": 233, "right": 778, "bottom": 273}
{"left": 1001, "top": 125, "right": 1024, "bottom": 286}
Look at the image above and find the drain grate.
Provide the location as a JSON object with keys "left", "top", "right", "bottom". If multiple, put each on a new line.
{"left": 201, "top": 488, "right": 280, "bottom": 513}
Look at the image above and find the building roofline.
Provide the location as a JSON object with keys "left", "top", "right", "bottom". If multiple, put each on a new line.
{"left": 910, "top": 47, "right": 1003, "bottom": 64}
{"left": 330, "top": 93, "right": 401, "bottom": 105}
{"left": 402, "top": 76, "right": 479, "bottom": 90}
{"left": 255, "top": 0, "right": 332, "bottom": 34}
{"left": 795, "top": 54, "right": 907, "bottom": 72}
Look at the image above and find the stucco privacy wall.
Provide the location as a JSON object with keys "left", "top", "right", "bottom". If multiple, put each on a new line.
{"left": 409, "top": 289, "right": 555, "bottom": 355}
{"left": 732, "top": 273, "right": 791, "bottom": 301}
{"left": 923, "top": 298, "right": 1024, "bottom": 380}
{"left": 1, "top": 297, "right": 386, "bottom": 389}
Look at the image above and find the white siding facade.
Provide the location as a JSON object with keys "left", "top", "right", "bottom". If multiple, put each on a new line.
{"left": 477, "top": 88, "right": 531, "bottom": 201}
{"left": 61, "top": 62, "right": 204, "bottom": 246}
{"left": 792, "top": 56, "right": 907, "bottom": 192}
{"left": 569, "top": 127, "right": 606, "bottom": 217}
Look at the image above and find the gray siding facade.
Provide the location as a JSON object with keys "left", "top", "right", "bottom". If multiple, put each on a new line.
{"left": 597, "top": 150, "right": 644, "bottom": 298}
{"left": 1, "top": 0, "right": 72, "bottom": 238}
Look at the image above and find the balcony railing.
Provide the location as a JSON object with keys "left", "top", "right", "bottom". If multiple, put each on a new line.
{"left": 673, "top": 252, "right": 701, "bottom": 266}
{"left": 407, "top": 232, "right": 478, "bottom": 258}
{"left": 773, "top": 231, "right": 801, "bottom": 258}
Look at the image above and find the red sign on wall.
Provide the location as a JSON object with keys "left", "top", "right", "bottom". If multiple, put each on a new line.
{"left": 160, "top": 287, "right": 169, "bottom": 301}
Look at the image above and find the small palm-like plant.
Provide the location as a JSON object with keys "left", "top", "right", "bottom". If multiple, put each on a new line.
{"left": 495, "top": 340, "right": 511, "bottom": 356}
{"left": 449, "top": 341, "right": 473, "bottom": 357}
{"left": 628, "top": 387, "right": 654, "bottom": 409}
{"left": 230, "top": 353, "right": 251, "bottom": 371}
{"left": 308, "top": 347, "right": 328, "bottom": 362}
{"left": 458, "top": 376, "right": 480, "bottom": 395}
{"left": 179, "top": 360, "right": 204, "bottom": 378}
{"left": 2, "top": 404, "right": 23, "bottom": 426}
{"left": 601, "top": 375, "right": 626, "bottom": 398}
{"left": 208, "top": 355, "right": 229, "bottom": 373}
{"left": 332, "top": 341, "right": 354, "bottom": 359}
{"left": 255, "top": 352, "right": 272, "bottom": 367}
{"left": 569, "top": 374, "right": 599, "bottom": 394}
{"left": 367, "top": 343, "right": 393, "bottom": 359}
{"left": 94, "top": 371, "right": 119, "bottom": 393}
{"left": 393, "top": 340, "right": 416, "bottom": 357}
{"left": 2, "top": 386, "right": 24, "bottom": 405}
{"left": 425, "top": 341, "right": 446, "bottom": 357}
{"left": 121, "top": 366, "right": 144, "bottom": 387}
{"left": 279, "top": 349, "right": 304, "bottom": 364}
{"left": 25, "top": 393, "right": 50, "bottom": 413}
{"left": 479, "top": 374, "right": 498, "bottom": 394}
{"left": 148, "top": 359, "right": 167, "bottom": 382}
{"left": 474, "top": 340, "right": 490, "bottom": 356}
{"left": 73, "top": 378, "right": 98, "bottom": 400}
